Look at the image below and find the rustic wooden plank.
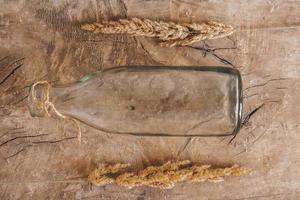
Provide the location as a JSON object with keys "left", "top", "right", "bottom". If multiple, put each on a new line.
{"left": 0, "top": 0, "right": 299, "bottom": 199}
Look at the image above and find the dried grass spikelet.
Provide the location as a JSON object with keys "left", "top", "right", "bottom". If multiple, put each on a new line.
{"left": 88, "top": 163, "right": 130, "bottom": 186}
{"left": 187, "top": 164, "right": 249, "bottom": 183}
{"left": 116, "top": 160, "right": 192, "bottom": 189}
{"left": 81, "top": 18, "right": 234, "bottom": 47}
{"left": 88, "top": 161, "right": 250, "bottom": 189}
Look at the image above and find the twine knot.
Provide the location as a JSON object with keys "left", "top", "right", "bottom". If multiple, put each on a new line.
{"left": 30, "top": 81, "right": 82, "bottom": 143}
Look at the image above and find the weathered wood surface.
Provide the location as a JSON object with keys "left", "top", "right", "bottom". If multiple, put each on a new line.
{"left": 0, "top": 0, "right": 299, "bottom": 199}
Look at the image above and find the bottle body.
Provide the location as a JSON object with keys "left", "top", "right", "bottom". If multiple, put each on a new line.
{"left": 29, "top": 66, "right": 242, "bottom": 137}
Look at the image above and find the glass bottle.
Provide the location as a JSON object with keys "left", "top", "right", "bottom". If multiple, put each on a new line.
{"left": 28, "top": 66, "right": 242, "bottom": 137}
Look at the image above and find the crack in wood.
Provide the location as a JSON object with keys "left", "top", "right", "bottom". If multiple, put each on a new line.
{"left": 186, "top": 46, "right": 236, "bottom": 67}
{"left": 0, "top": 63, "right": 24, "bottom": 85}
{"left": 0, "top": 130, "right": 27, "bottom": 139}
{"left": 0, "top": 56, "right": 10, "bottom": 63}
{"left": 241, "top": 104, "right": 265, "bottom": 127}
{"left": 0, "top": 134, "right": 49, "bottom": 147}
{"left": 0, "top": 57, "right": 24, "bottom": 72}
{"left": 243, "top": 77, "right": 290, "bottom": 91}
{"left": 229, "top": 104, "right": 265, "bottom": 143}
{"left": 9, "top": 95, "right": 29, "bottom": 105}
{"left": 243, "top": 93, "right": 259, "bottom": 99}
{"left": 4, "top": 145, "right": 32, "bottom": 160}
{"left": 176, "top": 137, "right": 193, "bottom": 157}
{"left": 4, "top": 136, "right": 77, "bottom": 158}
{"left": 31, "top": 136, "right": 77, "bottom": 144}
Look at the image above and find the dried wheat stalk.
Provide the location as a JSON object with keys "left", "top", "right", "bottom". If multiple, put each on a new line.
{"left": 88, "top": 163, "right": 130, "bottom": 186}
{"left": 81, "top": 18, "right": 234, "bottom": 47}
{"left": 88, "top": 160, "right": 250, "bottom": 189}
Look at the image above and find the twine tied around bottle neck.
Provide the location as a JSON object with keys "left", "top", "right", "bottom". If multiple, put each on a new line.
{"left": 30, "top": 81, "right": 82, "bottom": 143}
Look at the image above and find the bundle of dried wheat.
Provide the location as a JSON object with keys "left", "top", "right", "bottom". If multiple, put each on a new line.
{"left": 81, "top": 18, "right": 234, "bottom": 47}
{"left": 88, "top": 161, "right": 250, "bottom": 189}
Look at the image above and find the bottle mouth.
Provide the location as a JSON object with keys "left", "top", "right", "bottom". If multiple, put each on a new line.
{"left": 28, "top": 81, "right": 51, "bottom": 117}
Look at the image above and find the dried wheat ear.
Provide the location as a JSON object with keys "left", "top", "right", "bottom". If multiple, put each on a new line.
{"left": 81, "top": 18, "right": 234, "bottom": 47}
{"left": 88, "top": 160, "right": 250, "bottom": 189}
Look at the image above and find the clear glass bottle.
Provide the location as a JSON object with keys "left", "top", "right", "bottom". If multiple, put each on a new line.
{"left": 28, "top": 66, "right": 242, "bottom": 137}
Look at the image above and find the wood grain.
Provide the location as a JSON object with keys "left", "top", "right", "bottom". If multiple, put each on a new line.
{"left": 0, "top": 0, "right": 299, "bottom": 199}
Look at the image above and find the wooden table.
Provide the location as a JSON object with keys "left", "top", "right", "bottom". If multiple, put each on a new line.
{"left": 0, "top": 0, "right": 299, "bottom": 199}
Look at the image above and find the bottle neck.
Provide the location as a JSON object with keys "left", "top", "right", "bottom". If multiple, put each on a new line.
{"left": 28, "top": 81, "right": 52, "bottom": 117}
{"left": 28, "top": 80, "right": 91, "bottom": 117}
